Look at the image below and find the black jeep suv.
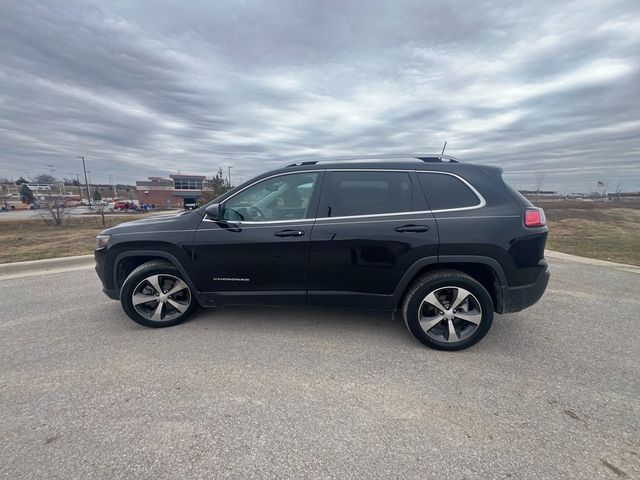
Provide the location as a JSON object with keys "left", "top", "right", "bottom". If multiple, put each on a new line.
{"left": 95, "top": 155, "right": 549, "bottom": 350}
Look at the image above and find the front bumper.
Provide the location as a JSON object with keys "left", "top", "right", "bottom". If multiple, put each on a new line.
{"left": 95, "top": 248, "right": 119, "bottom": 300}
{"left": 102, "top": 287, "right": 119, "bottom": 300}
{"left": 498, "top": 263, "right": 550, "bottom": 314}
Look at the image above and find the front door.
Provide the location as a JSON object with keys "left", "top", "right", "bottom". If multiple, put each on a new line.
{"left": 192, "top": 171, "right": 322, "bottom": 305}
{"left": 307, "top": 170, "right": 439, "bottom": 308}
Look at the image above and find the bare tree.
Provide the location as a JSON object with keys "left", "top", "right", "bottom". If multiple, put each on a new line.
{"left": 534, "top": 172, "right": 546, "bottom": 200}
{"left": 40, "top": 195, "right": 70, "bottom": 226}
{"left": 597, "top": 180, "right": 609, "bottom": 200}
{"left": 612, "top": 182, "right": 623, "bottom": 201}
{"left": 33, "top": 173, "right": 56, "bottom": 184}
{"left": 93, "top": 202, "right": 112, "bottom": 229}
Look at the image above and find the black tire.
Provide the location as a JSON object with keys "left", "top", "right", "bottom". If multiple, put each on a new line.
{"left": 401, "top": 269, "right": 494, "bottom": 351}
{"left": 120, "top": 260, "right": 198, "bottom": 328}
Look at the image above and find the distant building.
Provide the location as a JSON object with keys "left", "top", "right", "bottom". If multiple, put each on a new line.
{"left": 518, "top": 190, "right": 558, "bottom": 196}
{"left": 136, "top": 174, "right": 206, "bottom": 208}
{"left": 26, "top": 184, "right": 52, "bottom": 192}
{"left": 607, "top": 191, "right": 640, "bottom": 200}
{"left": 2, "top": 193, "right": 26, "bottom": 210}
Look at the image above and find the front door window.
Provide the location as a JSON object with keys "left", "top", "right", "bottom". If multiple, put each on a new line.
{"left": 222, "top": 172, "right": 318, "bottom": 222}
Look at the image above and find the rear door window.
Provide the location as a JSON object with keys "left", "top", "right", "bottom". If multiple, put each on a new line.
{"left": 319, "top": 171, "right": 413, "bottom": 217}
{"left": 417, "top": 173, "right": 481, "bottom": 210}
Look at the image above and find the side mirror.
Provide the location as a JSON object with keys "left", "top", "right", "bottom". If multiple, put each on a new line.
{"left": 205, "top": 203, "right": 221, "bottom": 220}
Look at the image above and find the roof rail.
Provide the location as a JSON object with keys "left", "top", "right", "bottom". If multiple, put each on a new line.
{"left": 283, "top": 154, "right": 461, "bottom": 168}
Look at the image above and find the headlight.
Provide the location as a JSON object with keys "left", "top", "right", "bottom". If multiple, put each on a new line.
{"left": 96, "top": 234, "right": 110, "bottom": 250}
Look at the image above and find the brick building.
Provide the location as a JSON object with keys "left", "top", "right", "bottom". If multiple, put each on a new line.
{"left": 135, "top": 174, "right": 206, "bottom": 208}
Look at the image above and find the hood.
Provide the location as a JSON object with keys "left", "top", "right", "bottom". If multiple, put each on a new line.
{"left": 105, "top": 210, "right": 200, "bottom": 235}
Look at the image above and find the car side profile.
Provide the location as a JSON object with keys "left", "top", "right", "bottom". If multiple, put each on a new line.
{"left": 95, "top": 155, "right": 550, "bottom": 350}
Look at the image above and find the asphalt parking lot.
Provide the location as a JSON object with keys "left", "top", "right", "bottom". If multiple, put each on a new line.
{"left": 1, "top": 257, "right": 639, "bottom": 479}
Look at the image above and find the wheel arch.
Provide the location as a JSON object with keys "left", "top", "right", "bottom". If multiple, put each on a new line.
{"left": 387, "top": 255, "right": 507, "bottom": 312}
{"left": 113, "top": 250, "right": 200, "bottom": 300}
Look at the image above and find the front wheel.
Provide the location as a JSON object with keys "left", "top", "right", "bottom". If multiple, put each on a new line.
{"left": 120, "top": 261, "right": 197, "bottom": 328}
{"left": 401, "top": 270, "right": 494, "bottom": 350}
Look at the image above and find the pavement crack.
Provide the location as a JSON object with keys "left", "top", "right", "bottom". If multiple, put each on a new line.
{"left": 563, "top": 408, "right": 588, "bottom": 425}
{"left": 601, "top": 459, "right": 628, "bottom": 478}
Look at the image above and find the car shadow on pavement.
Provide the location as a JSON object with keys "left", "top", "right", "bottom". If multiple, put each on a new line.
{"left": 105, "top": 302, "right": 523, "bottom": 353}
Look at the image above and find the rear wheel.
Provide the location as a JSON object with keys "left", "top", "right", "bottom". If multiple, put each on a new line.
{"left": 401, "top": 270, "right": 494, "bottom": 350}
{"left": 120, "top": 261, "right": 197, "bottom": 328}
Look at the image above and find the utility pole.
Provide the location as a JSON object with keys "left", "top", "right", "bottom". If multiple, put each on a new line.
{"left": 109, "top": 175, "right": 117, "bottom": 198}
{"left": 77, "top": 156, "right": 91, "bottom": 205}
{"left": 46, "top": 164, "right": 56, "bottom": 180}
{"left": 75, "top": 173, "right": 83, "bottom": 200}
{"left": 227, "top": 166, "right": 233, "bottom": 187}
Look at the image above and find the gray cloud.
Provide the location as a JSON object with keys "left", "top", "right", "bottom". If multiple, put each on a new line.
{"left": 1, "top": 0, "right": 639, "bottom": 191}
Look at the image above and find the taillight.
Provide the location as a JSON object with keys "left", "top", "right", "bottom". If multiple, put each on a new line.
{"left": 524, "top": 208, "right": 546, "bottom": 227}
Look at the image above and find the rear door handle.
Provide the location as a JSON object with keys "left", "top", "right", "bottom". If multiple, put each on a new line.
{"left": 274, "top": 229, "right": 305, "bottom": 237}
{"left": 395, "top": 224, "right": 430, "bottom": 233}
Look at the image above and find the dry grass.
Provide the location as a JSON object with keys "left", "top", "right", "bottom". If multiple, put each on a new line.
{"left": 541, "top": 200, "right": 640, "bottom": 266}
{"left": 0, "top": 215, "right": 144, "bottom": 263}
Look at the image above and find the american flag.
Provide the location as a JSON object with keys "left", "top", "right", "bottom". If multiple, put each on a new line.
{"left": 597, "top": 181, "right": 605, "bottom": 187}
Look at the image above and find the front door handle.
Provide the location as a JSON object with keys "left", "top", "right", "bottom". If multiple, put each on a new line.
{"left": 395, "top": 224, "right": 430, "bottom": 233}
{"left": 274, "top": 229, "right": 305, "bottom": 237}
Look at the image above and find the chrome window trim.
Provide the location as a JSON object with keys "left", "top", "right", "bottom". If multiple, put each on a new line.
{"left": 202, "top": 168, "right": 486, "bottom": 225}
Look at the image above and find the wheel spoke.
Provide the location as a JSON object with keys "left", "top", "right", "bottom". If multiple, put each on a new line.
{"left": 150, "top": 301, "right": 164, "bottom": 321}
{"left": 424, "top": 291, "right": 446, "bottom": 312}
{"left": 451, "top": 287, "right": 472, "bottom": 311}
{"left": 165, "top": 279, "right": 188, "bottom": 297}
{"left": 133, "top": 273, "right": 191, "bottom": 322}
{"left": 447, "top": 318, "right": 460, "bottom": 342}
{"left": 132, "top": 293, "right": 157, "bottom": 306}
{"left": 146, "top": 275, "right": 163, "bottom": 294}
{"left": 455, "top": 311, "right": 482, "bottom": 325}
{"left": 419, "top": 315, "right": 444, "bottom": 332}
{"left": 166, "top": 298, "right": 187, "bottom": 313}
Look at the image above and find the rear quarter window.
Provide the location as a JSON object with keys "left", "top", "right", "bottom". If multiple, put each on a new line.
{"left": 417, "top": 172, "right": 482, "bottom": 210}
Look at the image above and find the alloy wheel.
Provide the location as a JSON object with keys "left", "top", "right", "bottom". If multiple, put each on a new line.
{"left": 131, "top": 274, "right": 191, "bottom": 322}
{"left": 418, "top": 286, "right": 483, "bottom": 343}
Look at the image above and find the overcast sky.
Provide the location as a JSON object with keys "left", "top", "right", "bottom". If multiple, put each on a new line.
{"left": 1, "top": 0, "right": 639, "bottom": 192}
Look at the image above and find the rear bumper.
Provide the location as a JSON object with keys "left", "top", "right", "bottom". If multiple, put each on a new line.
{"left": 498, "top": 263, "right": 550, "bottom": 314}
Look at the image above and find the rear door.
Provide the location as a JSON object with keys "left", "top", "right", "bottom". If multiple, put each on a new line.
{"left": 307, "top": 170, "right": 439, "bottom": 308}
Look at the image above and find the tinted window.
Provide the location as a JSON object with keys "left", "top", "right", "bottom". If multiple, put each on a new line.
{"left": 222, "top": 172, "right": 318, "bottom": 222}
{"left": 322, "top": 171, "right": 413, "bottom": 217}
{"left": 417, "top": 173, "right": 480, "bottom": 210}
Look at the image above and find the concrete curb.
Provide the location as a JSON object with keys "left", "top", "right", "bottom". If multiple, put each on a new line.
{"left": 545, "top": 250, "right": 640, "bottom": 272}
{"left": 0, "top": 254, "right": 94, "bottom": 280}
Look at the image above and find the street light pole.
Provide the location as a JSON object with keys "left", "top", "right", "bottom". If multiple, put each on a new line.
{"left": 77, "top": 156, "right": 91, "bottom": 205}
{"left": 109, "top": 175, "right": 117, "bottom": 198}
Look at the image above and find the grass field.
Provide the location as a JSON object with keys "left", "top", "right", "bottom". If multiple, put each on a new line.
{"left": 0, "top": 215, "right": 146, "bottom": 263}
{"left": 1, "top": 201, "right": 639, "bottom": 265}
{"left": 538, "top": 199, "right": 640, "bottom": 266}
